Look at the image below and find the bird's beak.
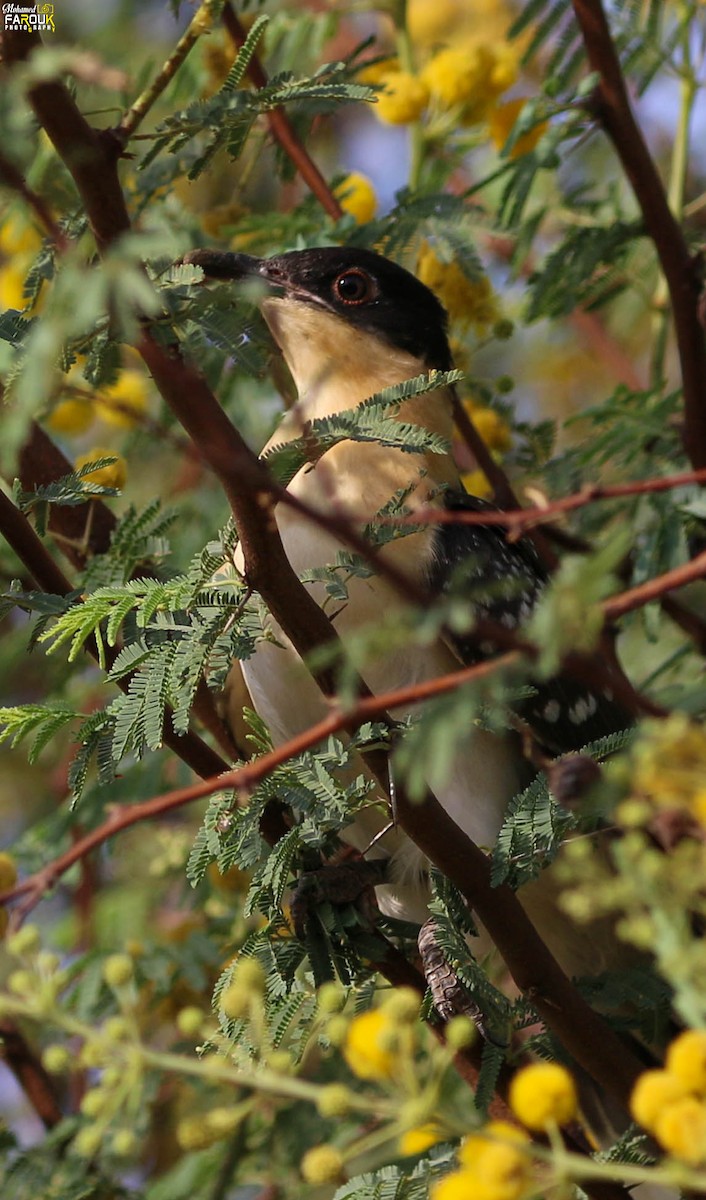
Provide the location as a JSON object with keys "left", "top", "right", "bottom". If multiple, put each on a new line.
{"left": 182, "top": 250, "right": 297, "bottom": 296}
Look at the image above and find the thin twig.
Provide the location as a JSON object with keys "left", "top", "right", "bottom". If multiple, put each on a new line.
{"left": 221, "top": 3, "right": 344, "bottom": 221}
{"left": 117, "top": 0, "right": 222, "bottom": 141}
{"left": 571, "top": 0, "right": 706, "bottom": 470}
{"left": 0, "top": 149, "right": 69, "bottom": 250}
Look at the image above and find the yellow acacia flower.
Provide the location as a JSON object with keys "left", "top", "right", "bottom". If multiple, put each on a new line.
{"left": 343, "top": 1008, "right": 396, "bottom": 1080}
{"left": 458, "top": 1121, "right": 531, "bottom": 1198}
{"left": 410, "top": 0, "right": 515, "bottom": 49}
{"left": 200, "top": 201, "right": 248, "bottom": 238}
{"left": 95, "top": 370, "right": 150, "bottom": 429}
{"left": 460, "top": 468, "right": 492, "bottom": 499}
{"left": 631, "top": 714, "right": 706, "bottom": 812}
{"left": 0, "top": 213, "right": 42, "bottom": 257}
{"left": 46, "top": 395, "right": 94, "bottom": 436}
{"left": 74, "top": 448, "right": 127, "bottom": 491}
{"left": 399, "top": 1123, "right": 444, "bottom": 1156}
{"left": 630, "top": 1068, "right": 690, "bottom": 1132}
{"left": 376, "top": 71, "right": 429, "bottom": 125}
{"left": 335, "top": 172, "right": 378, "bottom": 224}
{"left": 654, "top": 1097, "right": 706, "bottom": 1165}
{"left": 509, "top": 1062, "right": 578, "bottom": 1131}
{"left": 408, "top": 0, "right": 465, "bottom": 47}
{"left": 666, "top": 1029, "right": 706, "bottom": 1092}
{"left": 468, "top": 407, "right": 512, "bottom": 453}
{"left": 488, "top": 98, "right": 547, "bottom": 158}
{"left": 0, "top": 262, "right": 30, "bottom": 311}
{"left": 433, "top": 1167, "right": 511, "bottom": 1200}
{"left": 357, "top": 56, "right": 399, "bottom": 86}
{"left": 417, "top": 242, "right": 501, "bottom": 334}
{"left": 300, "top": 1144, "right": 345, "bottom": 1184}
{"left": 0, "top": 852, "right": 18, "bottom": 892}
{"left": 422, "top": 41, "right": 518, "bottom": 124}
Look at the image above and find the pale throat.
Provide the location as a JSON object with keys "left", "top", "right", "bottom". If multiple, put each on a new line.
{"left": 261, "top": 296, "right": 454, "bottom": 435}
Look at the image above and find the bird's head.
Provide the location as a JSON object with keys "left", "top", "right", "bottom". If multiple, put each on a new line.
{"left": 185, "top": 245, "right": 453, "bottom": 417}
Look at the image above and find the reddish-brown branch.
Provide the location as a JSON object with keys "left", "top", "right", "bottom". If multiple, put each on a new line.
{"left": 571, "top": 0, "right": 706, "bottom": 470}
{"left": 0, "top": 150, "right": 69, "bottom": 250}
{"left": 389, "top": 465, "right": 706, "bottom": 532}
{"left": 604, "top": 546, "right": 706, "bottom": 620}
{"left": 1, "top": 654, "right": 524, "bottom": 913}
{"left": 222, "top": 3, "right": 344, "bottom": 222}
{"left": 0, "top": 1020, "right": 63, "bottom": 1128}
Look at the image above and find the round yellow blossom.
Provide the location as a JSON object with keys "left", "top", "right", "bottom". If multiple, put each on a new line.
{"left": 317, "top": 1083, "right": 354, "bottom": 1118}
{"left": 177, "top": 1115, "right": 220, "bottom": 1151}
{"left": 343, "top": 1008, "right": 396, "bottom": 1081}
{"left": 95, "top": 370, "right": 149, "bottom": 429}
{"left": 422, "top": 42, "right": 518, "bottom": 123}
{"left": 376, "top": 71, "right": 429, "bottom": 125}
{"left": 382, "top": 985, "right": 421, "bottom": 1023}
{"left": 73, "top": 1126, "right": 103, "bottom": 1158}
{"left": 300, "top": 1144, "right": 345, "bottom": 1184}
{"left": 200, "top": 201, "right": 248, "bottom": 238}
{"left": 177, "top": 1006, "right": 205, "bottom": 1038}
{"left": 47, "top": 395, "right": 94, "bottom": 436}
{"left": 42, "top": 1044, "right": 71, "bottom": 1074}
{"left": 74, "top": 449, "right": 127, "bottom": 491}
{"left": 233, "top": 955, "right": 265, "bottom": 992}
{"left": 335, "top": 172, "right": 377, "bottom": 225}
{"left": 0, "top": 214, "right": 42, "bottom": 257}
{"left": 7, "top": 924, "right": 40, "bottom": 956}
{"left": 399, "top": 1123, "right": 444, "bottom": 1156}
{"left": 469, "top": 407, "right": 512, "bottom": 453}
{"left": 630, "top": 1068, "right": 691, "bottom": 1132}
{"left": 102, "top": 954, "right": 133, "bottom": 988}
{"left": 9, "top": 969, "right": 35, "bottom": 996}
{"left": 357, "top": 56, "right": 399, "bottom": 86}
{"left": 654, "top": 1096, "right": 706, "bottom": 1165}
{"left": 0, "top": 262, "right": 30, "bottom": 311}
{"left": 445, "top": 1015, "right": 476, "bottom": 1050}
{"left": 509, "top": 1062, "right": 577, "bottom": 1131}
{"left": 459, "top": 1122, "right": 530, "bottom": 1164}
{"left": 416, "top": 242, "right": 501, "bottom": 333}
{"left": 317, "top": 980, "right": 346, "bottom": 1013}
{"left": 0, "top": 852, "right": 17, "bottom": 892}
{"left": 111, "top": 1130, "right": 138, "bottom": 1157}
{"left": 80, "top": 1088, "right": 107, "bottom": 1118}
{"left": 433, "top": 1167, "right": 504, "bottom": 1200}
{"left": 631, "top": 714, "right": 706, "bottom": 812}
{"left": 459, "top": 1121, "right": 531, "bottom": 1197}
{"left": 488, "top": 98, "right": 547, "bottom": 158}
{"left": 408, "top": 0, "right": 465, "bottom": 47}
{"left": 460, "top": 469, "right": 492, "bottom": 499}
{"left": 666, "top": 1029, "right": 706, "bottom": 1092}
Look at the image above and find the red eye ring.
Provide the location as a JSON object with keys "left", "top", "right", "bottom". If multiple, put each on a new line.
{"left": 332, "top": 268, "right": 377, "bottom": 305}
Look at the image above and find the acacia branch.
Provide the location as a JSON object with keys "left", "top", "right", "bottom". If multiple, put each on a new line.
{"left": 389, "top": 466, "right": 706, "bottom": 531}
{"left": 221, "top": 3, "right": 344, "bottom": 221}
{"left": 0, "top": 149, "right": 68, "bottom": 250}
{"left": 0, "top": 1020, "right": 62, "bottom": 1128}
{"left": 571, "top": 0, "right": 706, "bottom": 470}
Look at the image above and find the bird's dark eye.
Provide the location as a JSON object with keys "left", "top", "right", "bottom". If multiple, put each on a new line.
{"left": 332, "top": 268, "right": 377, "bottom": 305}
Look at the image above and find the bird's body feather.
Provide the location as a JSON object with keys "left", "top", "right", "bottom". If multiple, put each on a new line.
{"left": 212, "top": 245, "right": 632, "bottom": 978}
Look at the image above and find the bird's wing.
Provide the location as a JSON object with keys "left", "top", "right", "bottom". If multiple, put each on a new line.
{"left": 424, "top": 489, "right": 633, "bottom": 754}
